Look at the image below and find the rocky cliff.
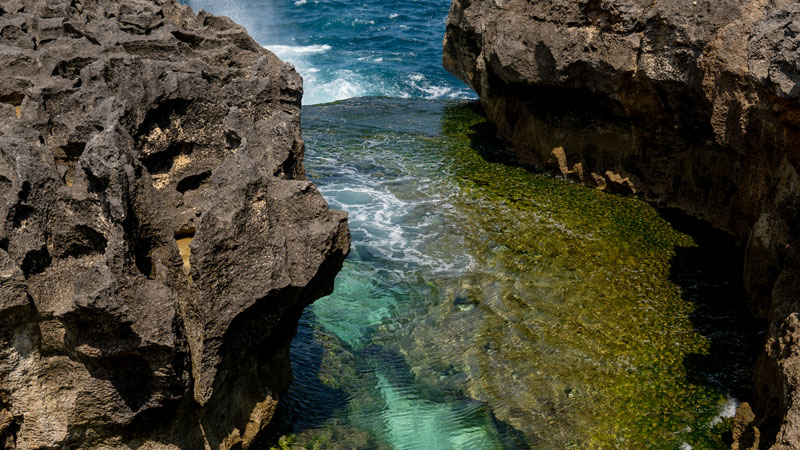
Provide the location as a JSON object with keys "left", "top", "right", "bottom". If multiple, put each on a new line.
{"left": 0, "top": 0, "right": 350, "bottom": 448}
{"left": 444, "top": 0, "right": 799, "bottom": 447}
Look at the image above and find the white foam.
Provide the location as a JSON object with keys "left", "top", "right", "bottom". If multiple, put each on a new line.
{"left": 403, "top": 74, "right": 477, "bottom": 100}
{"left": 303, "top": 71, "right": 369, "bottom": 104}
{"left": 710, "top": 396, "right": 739, "bottom": 426}
{"left": 264, "top": 46, "right": 475, "bottom": 104}
{"left": 308, "top": 147, "right": 472, "bottom": 274}
{"left": 266, "top": 44, "right": 332, "bottom": 57}
{"left": 407, "top": 78, "right": 454, "bottom": 99}
{"left": 419, "top": 85, "right": 452, "bottom": 98}
{"left": 313, "top": 74, "right": 366, "bottom": 103}
{"left": 263, "top": 44, "right": 342, "bottom": 104}
{"left": 294, "top": 0, "right": 307, "bottom": 5}
{"left": 389, "top": 13, "right": 400, "bottom": 19}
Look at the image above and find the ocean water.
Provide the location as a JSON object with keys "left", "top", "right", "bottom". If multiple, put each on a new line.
{"left": 278, "top": 99, "right": 757, "bottom": 449}
{"left": 179, "top": 1, "right": 760, "bottom": 449}
{"left": 183, "top": 0, "right": 475, "bottom": 105}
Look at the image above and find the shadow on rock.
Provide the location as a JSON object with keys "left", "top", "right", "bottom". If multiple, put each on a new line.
{"left": 456, "top": 102, "right": 519, "bottom": 166}
{"left": 251, "top": 309, "right": 350, "bottom": 449}
{"left": 662, "top": 207, "right": 766, "bottom": 441}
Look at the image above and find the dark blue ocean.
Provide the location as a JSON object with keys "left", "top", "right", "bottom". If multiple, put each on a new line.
{"left": 179, "top": 1, "right": 754, "bottom": 448}
{"left": 184, "top": 0, "right": 474, "bottom": 104}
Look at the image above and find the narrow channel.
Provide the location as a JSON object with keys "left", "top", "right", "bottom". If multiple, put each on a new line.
{"left": 180, "top": 1, "right": 764, "bottom": 448}
{"left": 267, "top": 98, "right": 760, "bottom": 449}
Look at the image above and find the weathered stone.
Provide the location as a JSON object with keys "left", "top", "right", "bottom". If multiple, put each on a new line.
{"left": 0, "top": 0, "right": 350, "bottom": 448}
{"left": 444, "top": 0, "right": 799, "bottom": 447}
{"left": 733, "top": 402, "right": 760, "bottom": 450}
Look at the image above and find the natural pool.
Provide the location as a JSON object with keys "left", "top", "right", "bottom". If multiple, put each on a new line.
{"left": 263, "top": 97, "right": 759, "bottom": 450}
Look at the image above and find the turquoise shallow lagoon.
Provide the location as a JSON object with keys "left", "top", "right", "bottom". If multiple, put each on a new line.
{"left": 178, "top": 1, "right": 760, "bottom": 447}
{"left": 264, "top": 98, "right": 756, "bottom": 449}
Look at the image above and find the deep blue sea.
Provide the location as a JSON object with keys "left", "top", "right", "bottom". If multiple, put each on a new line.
{"left": 180, "top": 2, "right": 756, "bottom": 448}
{"left": 184, "top": 0, "right": 475, "bottom": 104}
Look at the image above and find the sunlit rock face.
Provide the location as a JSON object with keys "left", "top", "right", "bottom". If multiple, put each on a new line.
{"left": 443, "top": 0, "right": 799, "bottom": 447}
{"left": 0, "top": 0, "right": 349, "bottom": 448}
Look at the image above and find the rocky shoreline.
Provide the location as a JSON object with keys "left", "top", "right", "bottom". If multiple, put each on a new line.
{"left": 444, "top": 0, "right": 799, "bottom": 447}
{"left": 0, "top": 1, "right": 349, "bottom": 448}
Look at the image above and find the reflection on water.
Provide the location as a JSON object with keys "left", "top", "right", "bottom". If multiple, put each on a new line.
{"left": 266, "top": 98, "right": 758, "bottom": 450}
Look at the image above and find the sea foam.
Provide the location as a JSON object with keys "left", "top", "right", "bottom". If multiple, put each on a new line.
{"left": 266, "top": 44, "right": 332, "bottom": 57}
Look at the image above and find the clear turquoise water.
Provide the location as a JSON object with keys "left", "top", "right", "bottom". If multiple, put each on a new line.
{"left": 272, "top": 98, "right": 753, "bottom": 449}
{"left": 284, "top": 99, "right": 506, "bottom": 449}
{"left": 178, "top": 2, "right": 759, "bottom": 448}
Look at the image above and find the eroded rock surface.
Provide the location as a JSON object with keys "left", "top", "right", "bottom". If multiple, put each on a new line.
{"left": 444, "top": 0, "right": 799, "bottom": 447}
{"left": 0, "top": 0, "right": 350, "bottom": 448}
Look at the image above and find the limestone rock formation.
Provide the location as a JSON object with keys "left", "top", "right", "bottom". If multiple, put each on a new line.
{"left": 444, "top": 0, "right": 799, "bottom": 447}
{"left": 0, "top": 0, "right": 350, "bottom": 448}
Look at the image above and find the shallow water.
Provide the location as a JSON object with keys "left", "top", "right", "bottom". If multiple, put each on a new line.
{"left": 177, "top": 1, "right": 759, "bottom": 448}
{"left": 259, "top": 98, "right": 756, "bottom": 450}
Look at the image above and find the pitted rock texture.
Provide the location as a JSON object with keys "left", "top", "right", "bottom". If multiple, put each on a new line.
{"left": 0, "top": 0, "right": 350, "bottom": 449}
{"left": 444, "top": 0, "right": 799, "bottom": 447}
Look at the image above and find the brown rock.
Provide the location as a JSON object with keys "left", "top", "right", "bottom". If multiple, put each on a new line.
{"left": 444, "top": 0, "right": 799, "bottom": 447}
{"left": 0, "top": 0, "right": 350, "bottom": 448}
{"left": 733, "top": 402, "right": 760, "bottom": 450}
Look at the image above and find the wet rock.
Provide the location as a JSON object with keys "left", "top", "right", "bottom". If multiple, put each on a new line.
{"left": 444, "top": 0, "right": 799, "bottom": 447}
{"left": 733, "top": 402, "right": 760, "bottom": 450}
{"left": 0, "top": 0, "right": 350, "bottom": 448}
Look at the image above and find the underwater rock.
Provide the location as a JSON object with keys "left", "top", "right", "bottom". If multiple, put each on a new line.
{"left": 444, "top": 0, "right": 799, "bottom": 447}
{"left": 0, "top": 0, "right": 349, "bottom": 448}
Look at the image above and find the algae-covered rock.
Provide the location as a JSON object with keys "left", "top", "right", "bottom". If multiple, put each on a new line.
{"left": 444, "top": 0, "right": 799, "bottom": 446}
{"left": 0, "top": 0, "right": 349, "bottom": 448}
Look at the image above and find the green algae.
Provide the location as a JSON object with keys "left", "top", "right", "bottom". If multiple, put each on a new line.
{"left": 281, "top": 98, "right": 740, "bottom": 450}
{"left": 269, "top": 422, "right": 392, "bottom": 450}
{"left": 393, "top": 103, "right": 731, "bottom": 448}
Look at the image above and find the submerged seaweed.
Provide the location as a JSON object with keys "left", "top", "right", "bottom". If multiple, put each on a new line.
{"left": 271, "top": 98, "right": 750, "bottom": 449}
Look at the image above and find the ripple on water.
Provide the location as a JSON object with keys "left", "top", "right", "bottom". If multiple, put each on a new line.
{"left": 181, "top": 0, "right": 476, "bottom": 104}
{"left": 271, "top": 98, "right": 756, "bottom": 450}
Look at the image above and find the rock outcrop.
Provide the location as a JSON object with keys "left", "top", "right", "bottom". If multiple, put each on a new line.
{"left": 0, "top": 0, "right": 349, "bottom": 448}
{"left": 444, "top": 0, "right": 799, "bottom": 447}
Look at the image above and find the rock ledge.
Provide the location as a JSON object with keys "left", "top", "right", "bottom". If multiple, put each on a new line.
{"left": 444, "top": 0, "right": 799, "bottom": 447}
{"left": 0, "top": 0, "right": 349, "bottom": 448}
